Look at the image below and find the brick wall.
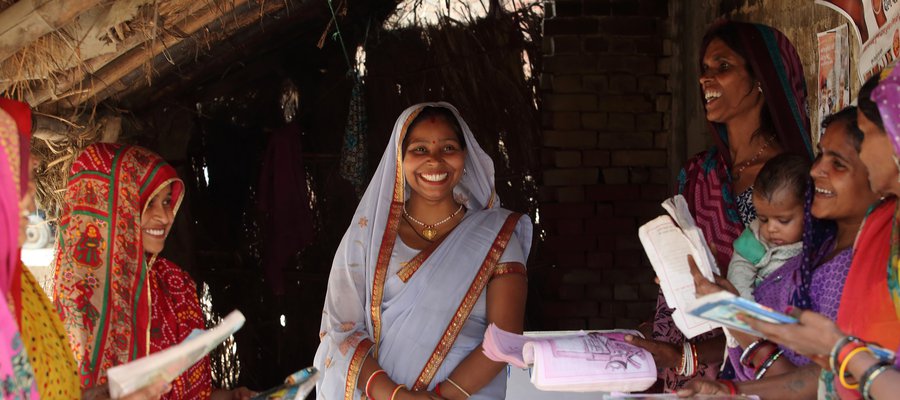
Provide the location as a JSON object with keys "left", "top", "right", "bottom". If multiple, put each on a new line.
{"left": 537, "top": 0, "right": 672, "bottom": 330}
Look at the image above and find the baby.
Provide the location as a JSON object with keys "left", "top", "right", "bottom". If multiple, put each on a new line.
{"left": 728, "top": 153, "right": 810, "bottom": 299}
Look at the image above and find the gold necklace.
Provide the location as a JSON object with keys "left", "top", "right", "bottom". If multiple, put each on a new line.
{"left": 403, "top": 204, "right": 464, "bottom": 240}
{"left": 732, "top": 134, "right": 774, "bottom": 181}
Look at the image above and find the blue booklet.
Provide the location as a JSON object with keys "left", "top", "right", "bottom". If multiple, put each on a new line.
{"left": 687, "top": 292, "right": 797, "bottom": 336}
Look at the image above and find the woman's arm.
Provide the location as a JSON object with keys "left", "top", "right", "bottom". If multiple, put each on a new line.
{"left": 678, "top": 363, "right": 820, "bottom": 399}
{"left": 437, "top": 268, "right": 527, "bottom": 400}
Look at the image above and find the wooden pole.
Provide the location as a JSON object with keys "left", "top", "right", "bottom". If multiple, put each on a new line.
{"left": 0, "top": 0, "right": 103, "bottom": 62}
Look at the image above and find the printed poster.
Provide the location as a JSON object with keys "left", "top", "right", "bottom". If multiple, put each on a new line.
{"left": 817, "top": 0, "right": 900, "bottom": 81}
{"left": 817, "top": 25, "right": 851, "bottom": 140}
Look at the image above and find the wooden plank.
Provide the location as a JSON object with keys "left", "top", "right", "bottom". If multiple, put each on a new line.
{"left": 0, "top": 0, "right": 102, "bottom": 62}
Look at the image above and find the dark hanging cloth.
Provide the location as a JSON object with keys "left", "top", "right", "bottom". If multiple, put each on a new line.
{"left": 258, "top": 121, "right": 315, "bottom": 296}
{"left": 340, "top": 75, "right": 368, "bottom": 197}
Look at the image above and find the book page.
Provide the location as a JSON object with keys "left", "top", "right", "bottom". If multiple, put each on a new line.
{"left": 662, "top": 195, "right": 718, "bottom": 277}
{"left": 483, "top": 324, "right": 531, "bottom": 368}
{"left": 526, "top": 331, "right": 656, "bottom": 392}
{"left": 638, "top": 216, "right": 718, "bottom": 338}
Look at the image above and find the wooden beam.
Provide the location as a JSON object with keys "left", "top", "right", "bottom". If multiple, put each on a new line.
{"left": 55, "top": 0, "right": 254, "bottom": 109}
{"left": 0, "top": 0, "right": 103, "bottom": 62}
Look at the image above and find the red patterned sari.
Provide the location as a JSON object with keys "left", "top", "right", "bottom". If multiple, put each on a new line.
{"left": 52, "top": 143, "right": 212, "bottom": 398}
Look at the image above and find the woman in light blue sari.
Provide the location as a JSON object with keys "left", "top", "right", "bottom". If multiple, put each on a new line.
{"left": 314, "top": 102, "right": 532, "bottom": 400}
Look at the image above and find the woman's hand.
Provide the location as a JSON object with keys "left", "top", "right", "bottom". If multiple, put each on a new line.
{"left": 624, "top": 334, "right": 682, "bottom": 369}
{"left": 397, "top": 389, "right": 446, "bottom": 400}
{"left": 688, "top": 255, "right": 739, "bottom": 297}
{"left": 675, "top": 379, "right": 730, "bottom": 397}
{"left": 740, "top": 309, "right": 844, "bottom": 362}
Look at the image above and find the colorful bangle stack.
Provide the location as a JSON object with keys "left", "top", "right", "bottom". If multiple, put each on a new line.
{"left": 740, "top": 339, "right": 771, "bottom": 368}
{"left": 676, "top": 341, "right": 699, "bottom": 377}
{"left": 860, "top": 362, "right": 893, "bottom": 400}
{"left": 390, "top": 384, "right": 406, "bottom": 400}
{"left": 830, "top": 336, "right": 863, "bottom": 372}
{"left": 365, "top": 369, "right": 387, "bottom": 399}
{"left": 839, "top": 347, "right": 873, "bottom": 389}
{"left": 754, "top": 348, "right": 784, "bottom": 380}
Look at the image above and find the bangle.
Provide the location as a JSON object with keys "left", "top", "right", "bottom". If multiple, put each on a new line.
{"left": 435, "top": 381, "right": 442, "bottom": 396}
{"left": 390, "top": 384, "right": 406, "bottom": 400}
{"left": 740, "top": 339, "right": 769, "bottom": 368}
{"left": 831, "top": 336, "right": 862, "bottom": 372}
{"left": 718, "top": 379, "right": 738, "bottom": 395}
{"left": 446, "top": 378, "right": 471, "bottom": 398}
{"left": 365, "top": 369, "right": 387, "bottom": 399}
{"left": 754, "top": 349, "right": 783, "bottom": 380}
{"left": 690, "top": 341, "right": 699, "bottom": 377}
{"left": 839, "top": 347, "right": 873, "bottom": 389}
{"left": 861, "top": 363, "right": 893, "bottom": 400}
{"left": 752, "top": 344, "right": 778, "bottom": 373}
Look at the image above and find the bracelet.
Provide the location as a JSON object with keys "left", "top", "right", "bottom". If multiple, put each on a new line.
{"left": 839, "top": 347, "right": 873, "bottom": 389}
{"left": 434, "top": 381, "right": 442, "bottom": 396}
{"left": 390, "top": 384, "right": 406, "bottom": 400}
{"left": 754, "top": 349, "right": 784, "bottom": 380}
{"left": 752, "top": 344, "right": 778, "bottom": 373}
{"left": 830, "top": 336, "right": 862, "bottom": 372}
{"left": 718, "top": 379, "right": 738, "bottom": 395}
{"left": 365, "top": 369, "right": 387, "bottom": 399}
{"left": 740, "top": 339, "right": 769, "bottom": 368}
{"left": 446, "top": 378, "right": 471, "bottom": 398}
{"left": 689, "top": 341, "right": 699, "bottom": 377}
{"left": 861, "top": 363, "right": 893, "bottom": 400}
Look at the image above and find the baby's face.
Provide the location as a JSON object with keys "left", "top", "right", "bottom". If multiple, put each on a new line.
{"left": 753, "top": 188, "right": 805, "bottom": 247}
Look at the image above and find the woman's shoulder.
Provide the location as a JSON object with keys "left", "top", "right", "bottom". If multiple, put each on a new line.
{"left": 153, "top": 258, "right": 199, "bottom": 287}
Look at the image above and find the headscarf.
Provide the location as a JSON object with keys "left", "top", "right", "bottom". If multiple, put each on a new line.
{"left": 872, "top": 64, "right": 900, "bottom": 320}
{"left": 0, "top": 103, "right": 39, "bottom": 398}
{"left": 52, "top": 143, "right": 184, "bottom": 388}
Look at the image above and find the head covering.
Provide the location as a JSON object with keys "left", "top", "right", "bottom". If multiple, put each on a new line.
{"left": 0, "top": 100, "right": 30, "bottom": 292}
{"left": 872, "top": 65, "right": 900, "bottom": 321}
{"left": 52, "top": 143, "right": 184, "bottom": 387}
{"left": 701, "top": 20, "right": 814, "bottom": 161}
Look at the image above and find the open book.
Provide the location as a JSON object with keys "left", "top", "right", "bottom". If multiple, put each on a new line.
{"left": 250, "top": 366, "right": 318, "bottom": 400}
{"left": 107, "top": 310, "right": 246, "bottom": 398}
{"left": 687, "top": 291, "right": 798, "bottom": 336}
{"left": 638, "top": 195, "right": 720, "bottom": 339}
{"left": 482, "top": 324, "right": 656, "bottom": 393}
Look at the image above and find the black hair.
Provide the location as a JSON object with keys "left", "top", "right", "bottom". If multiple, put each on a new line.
{"left": 401, "top": 106, "right": 467, "bottom": 155}
{"left": 754, "top": 153, "right": 810, "bottom": 203}
{"left": 821, "top": 106, "right": 864, "bottom": 151}
{"left": 858, "top": 73, "right": 886, "bottom": 132}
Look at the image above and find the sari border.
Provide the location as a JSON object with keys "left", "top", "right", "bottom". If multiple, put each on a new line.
{"left": 397, "top": 226, "right": 452, "bottom": 283}
{"left": 491, "top": 262, "right": 527, "bottom": 281}
{"left": 412, "top": 212, "right": 522, "bottom": 391}
{"left": 343, "top": 338, "right": 374, "bottom": 400}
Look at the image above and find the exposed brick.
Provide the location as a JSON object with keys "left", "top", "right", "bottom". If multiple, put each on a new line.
{"left": 626, "top": 301, "right": 657, "bottom": 318}
{"left": 557, "top": 186, "right": 586, "bottom": 202}
{"left": 601, "top": 302, "right": 628, "bottom": 318}
{"left": 596, "top": 204, "right": 614, "bottom": 217}
{"left": 615, "top": 200, "right": 664, "bottom": 217}
{"left": 636, "top": 112, "right": 663, "bottom": 130}
{"left": 598, "top": 95, "right": 653, "bottom": 112}
{"left": 583, "top": 150, "right": 610, "bottom": 167}
{"left": 584, "top": 216, "right": 636, "bottom": 235}
{"left": 599, "top": 17, "right": 659, "bottom": 36}
{"left": 615, "top": 284, "right": 640, "bottom": 300}
{"left": 583, "top": 1, "right": 612, "bottom": 15}
{"left": 638, "top": 75, "right": 667, "bottom": 93}
{"left": 553, "top": 0, "right": 583, "bottom": 17}
{"left": 639, "top": 0, "right": 669, "bottom": 17}
{"left": 585, "top": 184, "right": 640, "bottom": 201}
{"left": 540, "top": 202, "right": 595, "bottom": 219}
{"left": 544, "top": 18, "right": 599, "bottom": 36}
{"left": 596, "top": 132, "right": 654, "bottom": 149}
{"left": 607, "top": 113, "right": 636, "bottom": 131}
{"left": 656, "top": 94, "right": 672, "bottom": 112}
{"left": 540, "top": 148, "right": 555, "bottom": 166}
{"left": 544, "top": 168, "right": 600, "bottom": 186}
{"left": 545, "top": 55, "right": 600, "bottom": 74}
{"left": 584, "top": 37, "right": 609, "bottom": 53}
{"left": 559, "top": 284, "right": 585, "bottom": 300}
{"left": 552, "top": 36, "right": 582, "bottom": 55}
{"left": 597, "top": 55, "right": 657, "bottom": 74}
{"left": 544, "top": 130, "right": 597, "bottom": 148}
{"left": 545, "top": 93, "right": 598, "bottom": 111}
{"left": 611, "top": 0, "right": 641, "bottom": 15}
{"left": 582, "top": 112, "right": 608, "bottom": 129}
{"left": 635, "top": 36, "right": 663, "bottom": 54}
{"left": 551, "top": 111, "right": 581, "bottom": 130}
{"left": 545, "top": 235, "right": 597, "bottom": 253}
{"left": 609, "top": 74, "right": 637, "bottom": 92}
{"left": 654, "top": 131, "right": 670, "bottom": 148}
{"left": 557, "top": 252, "right": 586, "bottom": 269}
{"left": 587, "top": 284, "right": 613, "bottom": 300}
{"left": 609, "top": 39, "right": 636, "bottom": 54}
{"left": 555, "top": 218, "right": 584, "bottom": 235}
{"left": 615, "top": 235, "right": 644, "bottom": 251}
{"left": 541, "top": 37, "right": 553, "bottom": 55}
{"left": 586, "top": 251, "right": 614, "bottom": 269}
{"left": 553, "top": 75, "right": 584, "bottom": 93}
{"left": 615, "top": 250, "right": 646, "bottom": 268}
{"left": 641, "top": 184, "right": 669, "bottom": 200}
{"left": 596, "top": 234, "right": 617, "bottom": 252}
{"left": 554, "top": 150, "right": 582, "bottom": 167}
{"left": 615, "top": 318, "right": 641, "bottom": 329}
{"left": 588, "top": 318, "right": 615, "bottom": 329}
{"left": 650, "top": 168, "right": 671, "bottom": 184}
{"left": 538, "top": 186, "right": 556, "bottom": 202}
{"left": 558, "top": 318, "right": 588, "bottom": 330}
{"left": 601, "top": 167, "right": 630, "bottom": 184}
{"left": 583, "top": 75, "right": 609, "bottom": 92}
{"left": 631, "top": 167, "right": 650, "bottom": 183}
{"left": 658, "top": 57, "right": 672, "bottom": 74}
{"left": 542, "top": 301, "right": 599, "bottom": 318}
{"left": 662, "top": 38, "right": 674, "bottom": 56}
{"left": 611, "top": 150, "right": 667, "bottom": 166}
{"left": 639, "top": 283, "right": 661, "bottom": 300}
{"left": 563, "top": 269, "right": 605, "bottom": 284}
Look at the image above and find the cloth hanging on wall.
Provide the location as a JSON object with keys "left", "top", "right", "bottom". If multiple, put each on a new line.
{"left": 340, "top": 75, "right": 368, "bottom": 197}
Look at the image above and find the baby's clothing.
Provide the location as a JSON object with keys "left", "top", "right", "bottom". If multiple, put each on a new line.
{"left": 727, "top": 219, "right": 803, "bottom": 299}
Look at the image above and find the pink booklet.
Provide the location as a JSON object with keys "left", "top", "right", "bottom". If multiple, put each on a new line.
{"left": 483, "top": 324, "right": 656, "bottom": 393}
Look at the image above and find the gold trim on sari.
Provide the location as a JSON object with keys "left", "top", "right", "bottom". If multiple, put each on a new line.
{"left": 343, "top": 338, "right": 374, "bottom": 400}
